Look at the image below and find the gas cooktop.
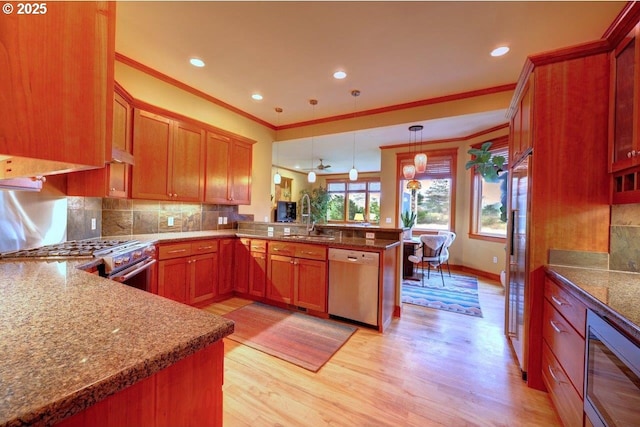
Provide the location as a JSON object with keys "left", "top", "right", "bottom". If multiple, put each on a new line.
{"left": 0, "top": 239, "right": 138, "bottom": 259}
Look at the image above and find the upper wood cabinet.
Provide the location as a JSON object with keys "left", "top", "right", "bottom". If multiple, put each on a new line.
{"left": 510, "top": 76, "right": 533, "bottom": 165}
{"left": 205, "top": 131, "right": 253, "bottom": 205}
{"left": 67, "top": 90, "right": 132, "bottom": 198}
{"left": 0, "top": 2, "right": 114, "bottom": 172}
{"left": 132, "top": 109, "right": 205, "bottom": 202}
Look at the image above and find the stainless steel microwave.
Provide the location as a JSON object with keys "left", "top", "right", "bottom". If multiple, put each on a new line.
{"left": 584, "top": 309, "right": 640, "bottom": 427}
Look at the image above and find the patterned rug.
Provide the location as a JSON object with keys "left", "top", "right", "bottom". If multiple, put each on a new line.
{"left": 222, "top": 302, "right": 357, "bottom": 372}
{"left": 402, "top": 272, "right": 483, "bottom": 317}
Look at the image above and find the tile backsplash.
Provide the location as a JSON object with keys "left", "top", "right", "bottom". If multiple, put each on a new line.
{"left": 610, "top": 204, "right": 640, "bottom": 272}
{"left": 67, "top": 196, "right": 250, "bottom": 239}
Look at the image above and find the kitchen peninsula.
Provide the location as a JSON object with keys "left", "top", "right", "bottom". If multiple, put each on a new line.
{"left": 0, "top": 260, "right": 233, "bottom": 427}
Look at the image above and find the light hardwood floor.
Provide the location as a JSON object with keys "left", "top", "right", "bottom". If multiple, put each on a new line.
{"left": 203, "top": 276, "right": 561, "bottom": 427}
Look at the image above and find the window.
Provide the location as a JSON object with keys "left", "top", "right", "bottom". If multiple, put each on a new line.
{"left": 398, "top": 148, "right": 457, "bottom": 231}
{"left": 470, "top": 137, "right": 508, "bottom": 240}
{"left": 327, "top": 180, "right": 381, "bottom": 224}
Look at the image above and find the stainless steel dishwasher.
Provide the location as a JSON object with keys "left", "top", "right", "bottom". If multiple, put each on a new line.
{"left": 328, "top": 248, "right": 379, "bottom": 327}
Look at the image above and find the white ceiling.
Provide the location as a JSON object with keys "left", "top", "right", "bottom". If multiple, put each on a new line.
{"left": 116, "top": 1, "right": 625, "bottom": 174}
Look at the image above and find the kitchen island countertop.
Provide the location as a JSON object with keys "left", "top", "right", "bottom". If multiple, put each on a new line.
{"left": 545, "top": 265, "right": 640, "bottom": 342}
{"left": 0, "top": 260, "right": 234, "bottom": 427}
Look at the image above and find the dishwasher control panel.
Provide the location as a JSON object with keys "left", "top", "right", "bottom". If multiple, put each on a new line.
{"left": 328, "top": 248, "right": 379, "bottom": 266}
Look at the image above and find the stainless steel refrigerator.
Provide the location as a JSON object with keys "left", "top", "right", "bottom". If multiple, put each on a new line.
{"left": 506, "top": 149, "right": 531, "bottom": 380}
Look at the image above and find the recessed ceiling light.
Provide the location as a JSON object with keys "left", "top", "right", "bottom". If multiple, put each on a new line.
{"left": 189, "top": 57, "right": 205, "bottom": 67}
{"left": 252, "top": 93, "right": 263, "bottom": 101}
{"left": 490, "top": 46, "right": 510, "bottom": 57}
{"left": 333, "top": 70, "right": 347, "bottom": 79}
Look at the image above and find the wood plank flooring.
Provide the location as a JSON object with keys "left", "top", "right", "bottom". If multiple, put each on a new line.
{"left": 203, "top": 277, "right": 561, "bottom": 426}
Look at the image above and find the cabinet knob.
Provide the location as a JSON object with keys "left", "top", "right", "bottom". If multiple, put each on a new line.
{"left": 628, "top": 150, "right": 637, "bottom": 158}
{"left": 111, "top": 187, "right": 116, "bottom": 191}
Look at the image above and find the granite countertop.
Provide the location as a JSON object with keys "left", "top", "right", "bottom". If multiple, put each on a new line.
{"left": 0, "top": 260, "right": 234, "bottom": 427}
{"left": 545, "top": 265, "right": 640, "bottom": 342}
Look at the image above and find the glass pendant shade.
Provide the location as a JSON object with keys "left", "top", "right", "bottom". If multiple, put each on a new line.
{"left": 402, "top": 164, "right": 416, "bottom": 180}
{"left": 273, "top": 171, "right": 282, "bottom": 184}
{"left": 406, "top": 179, "right": 422, "bottom": 191}
{"left": 308, "top": 171, "right": 316, "bottom": 183}
{"left": 414, "top": 153, "right": 427, "bottom": 173}
{"left": 349, "top": 167, "right": 358, "bottom": 181}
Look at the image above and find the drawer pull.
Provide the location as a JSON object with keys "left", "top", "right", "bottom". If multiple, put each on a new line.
{"left": 251, "top": 245, "right": 263, "bottom": 250}
{"left": 548, "top": 365, "right": 563, "bottom": 384}
{"left": 549, "top": 320, "right": 563, "bottom": 333}
{"left": 168, "top": 249, "right": 187, "bottom": 254}
{"left": 300, "top": 251, "right": 319, "bottom": 255}
{"left": 550, "top": 295, "right": 566, "bottom": 307}
{"left": 197, "top": 246, "right": 214, "bottom": 250}
{"left": 272, "top": 247, "right": 281, "bottom": 251}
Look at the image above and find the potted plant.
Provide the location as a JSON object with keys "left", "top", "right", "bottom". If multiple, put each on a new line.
{"left": 401, "top": 210, "right": 417, "bottom": 239}
{"left": 465, "top": 141, "right": 506, "bottom": 183}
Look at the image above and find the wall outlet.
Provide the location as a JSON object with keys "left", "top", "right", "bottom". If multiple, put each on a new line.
{"left": 267, "top": 226, "right": 274, "bottom": 237}
{"left": 385, "top": 217, "right": 392, "bottom": 224}
{"left": 365, "top": 232, "right": 375, "bottom": 239}
{"left": 168, "top": 216, "right": 174, "bottom": 227}
{"left": 284, "top": 227, "right": 291, "bottom": 235}
{"left": 223, "top": 216, "right": 228, "bottom": 224}
{"left": 218, "top": 217, "right": 223, "bottom": 225}
{"left": 90, "top": 218, "right": 96, "bottom": 230}
{"left": 493, "top": 256, "right": 498, "bottom": 264}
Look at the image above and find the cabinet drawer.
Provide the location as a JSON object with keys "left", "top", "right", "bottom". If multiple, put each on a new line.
{"left": 544, "top": 277, "right": 587, "bottom": 337}
{"left": 249, "top": 239, "right": 267, "bottom": 253}
{"left": 542, "top": 342, "right": 584, "bottom": 427}
{"left": 191, "top": 239, "right": 218, "bottom": 255}
{"left": 158, "top": 243, "right": 192, "bottom": 260}
{"left": 294, "top": 243, "right": 327, "bottom": 261}
{"left": 543, "top": 300, "right": 585, "bottom": 396}
{"left": 268, "top": 242, "right": 295, "bottom": 256}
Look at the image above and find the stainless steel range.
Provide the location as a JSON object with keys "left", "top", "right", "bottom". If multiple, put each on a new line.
{"left": 0, "top": 238, "right": 157, "bottom": 290}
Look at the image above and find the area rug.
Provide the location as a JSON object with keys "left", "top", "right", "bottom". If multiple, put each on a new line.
{"left": 402, "top": 272, "right": 483, "bottom": 317}
{"left": 222, "top": 302, "right": 357, "bottom": 372}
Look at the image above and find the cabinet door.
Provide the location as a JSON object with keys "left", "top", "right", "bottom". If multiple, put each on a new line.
{"left": 218, "top": 239, "right": 235, "bottom": 295}
{"left": 294, "top": 258, "right": 327, "bottom": 312}
{"left": 170, "top": 121, "right": 205, "bottom": 202}
{"left": 158, "top": 257, "right": 189, "bottom": 304}
{"left": 190, "top": 252, "right": 218, "bottom": 304}
{"left": 0, "top": 2, "right": 113, "bottom": 169}
{"left": 234, "top": 240, "right": 250, "bottom": 293}
{"left": 610, "top": 26, "right": 639, "bottom": 172}
{"left": 204, "top": 132, "right": 231, "bottom": 203}
{"left": 249, "top": 251, "right": 267, "bottom": 297}
{"left": 266, "top": 254, "right": 294, "bottom": 304}
{"left": 108, "top": 92, "right": 132, "bottom": 198}
{"left": 229, "top": 140, "right": 252, "bottom": 204}
{"left": 132, "top": 110, "right": 171, "bottom": 200}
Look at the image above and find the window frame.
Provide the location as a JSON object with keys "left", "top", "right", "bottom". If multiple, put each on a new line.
{"left": 396, "top": 148, "right": 458, "bottom": 232}
{"left": 325, "top": 178, "right": 381, "bottom": 224}
{"left": 468, "top": 136, "right": 509, "bottom": 242}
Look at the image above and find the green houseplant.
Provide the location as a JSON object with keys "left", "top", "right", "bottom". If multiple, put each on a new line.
{"left": 401, "top": 210, "right": 416, "bottom": 228}
{"left": 465, "top": 141, "right": 506, "bottom": 183}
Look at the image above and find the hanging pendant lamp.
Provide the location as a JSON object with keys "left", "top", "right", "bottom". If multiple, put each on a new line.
{"left": 411, "top": 125, "right": 427, "bottom": 173}
{"left": 349, "top": 90, "right": 360, "bottom": 181}
{"left": 308, "top": 99, "right": 318, "bottom": 183}
{"left": 273, "top": 107, "right": 283, "bottom": 185}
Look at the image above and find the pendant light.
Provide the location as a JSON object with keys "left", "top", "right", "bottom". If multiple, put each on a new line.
{"left": 402, "top": 125, "right": 416, "bottom": 179}
{"left": 308, "top": 99, "right": 317, "bottom": 183}
{"left": 412, "top": 125, "right": 427, "bottom": 173}
{"left": 349, "top": 90, "right": 360, "bottom": 181}
{"left": 273, "top": 107, "right": 283, "bottom": 185}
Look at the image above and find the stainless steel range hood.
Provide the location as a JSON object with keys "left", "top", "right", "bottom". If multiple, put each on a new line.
{"left": 0, "top": 177, "right": 44, "bottom": 192}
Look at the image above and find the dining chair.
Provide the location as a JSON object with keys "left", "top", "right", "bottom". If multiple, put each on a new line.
{"left": 437, "top": 230, "right": 457, "bottom": 277}
{"left": 407, "top": 234, "right": 448, "bottom": 286}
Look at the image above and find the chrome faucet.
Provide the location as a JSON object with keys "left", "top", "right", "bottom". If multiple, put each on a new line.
{"left": 301, "top": 193, "right": 314, "bottom": 235}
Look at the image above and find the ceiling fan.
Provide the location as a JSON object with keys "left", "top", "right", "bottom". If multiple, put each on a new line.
{"left": 305, "top": 159, "right": 332, "bottom": 171}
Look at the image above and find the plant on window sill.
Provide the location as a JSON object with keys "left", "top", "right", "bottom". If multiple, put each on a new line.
{"left": 401, "top": 210, "right": 416, "bottom": 229}
{"left": 465, "top": 141, "right": 506, "bottom": 183}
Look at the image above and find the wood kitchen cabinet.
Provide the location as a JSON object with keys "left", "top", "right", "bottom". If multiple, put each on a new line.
{"left": 67, "top": 87, "right": 133, "bottom": 198}
{"left": 204, "top": 131, "right": 253, "bottom": 205}
{"left": 233, "top": 238, "right": 267, "bottom": 298}
{"left": 218, "top": 238, "right": 235, "bottom": 296}
{"left": 541, "top": 275, "right": 587, "bottom": 427}
{"left": 509, "top": 75, "right": 533, "bottom": 165}
{"left": 132, "top": 109, "right": 205, "bottom": 202}
{"left": 0, "top": 2, "right": 114, "bottom": 174}
{"left": 267, "top": 242, "right": 327, "bottom": 312}
{"left": 157, "top": 240, "right": 219, "bottom": 306}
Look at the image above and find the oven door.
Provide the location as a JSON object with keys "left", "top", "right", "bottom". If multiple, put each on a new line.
{"left": 584, "top": 309, "right": 640, "bottom": 427}
{"left": 109, "top": 257, "right": 157, "bottom": 292}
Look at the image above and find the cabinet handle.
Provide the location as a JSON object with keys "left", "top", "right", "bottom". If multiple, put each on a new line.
{"left": 300, "top": 251, "right": 318, "bottom": 255}
{"left": 628, "top": 150, "right": 637, "bottom": 158}
{"left": 197, "top": 246, "right": 214, "bottom": 250}
{"left": 549, "top": 320, "right": 563, "bottom": 333}
{"left": 547, "top": 365, "right": 563, "bottom": 384}
{"left": 111, "top": 187, "right": 116, "bottom": 191}
{"left": 168, "top": 249, "right": 187, "bottom": 254}
{"left": 272, "top": 247, "right": 280, "bottom": 251}
{"left": 550, "top": 295, "right": 566, "bottom": 307}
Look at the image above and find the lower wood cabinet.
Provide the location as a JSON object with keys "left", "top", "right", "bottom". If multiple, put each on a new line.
{"left": 233, "top": 238, "right": 267, "bottom": 298}
{"left": 158, "top": 239, "right": 219, "bottom": 305}
{"left": 266, "top": 242, "right": 327, "bottom": 312}
{"left": 218, "top": 238, "right": 235, "bottom": 296}
{"left": 542, "top": 275, "right": 587, "bottom": 427}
